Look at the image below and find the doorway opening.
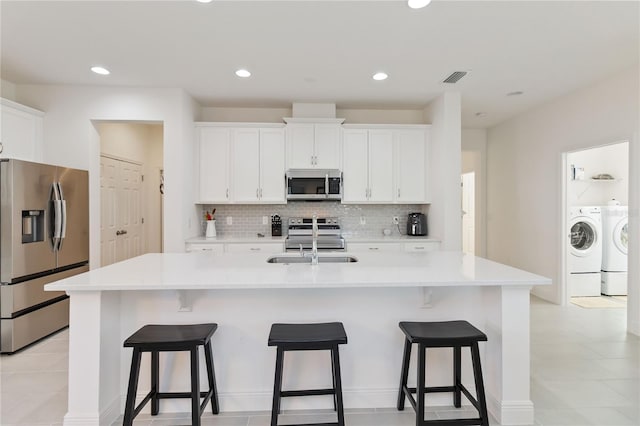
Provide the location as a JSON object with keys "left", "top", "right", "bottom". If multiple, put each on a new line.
{"left": 461, "top": 172, "right": 475, "bottom": 255}
{"left": 562, "top": 141, "right": 629, "bottom": 307}
{"left": 98, "top": 122, "right": 164, "bottom": 267}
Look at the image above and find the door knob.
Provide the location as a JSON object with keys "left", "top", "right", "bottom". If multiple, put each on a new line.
{"left": 116, "top": 230, "right": 128, "bottom": 236}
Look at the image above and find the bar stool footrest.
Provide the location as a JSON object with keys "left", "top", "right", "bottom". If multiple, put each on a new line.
{"left": 414, "top": 419, "right": 484, "bottom": 426}
{"left": 281, "top": 388, "right": 336, "bottom": 397}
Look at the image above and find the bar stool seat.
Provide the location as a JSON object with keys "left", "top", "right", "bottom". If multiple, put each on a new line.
{"left": 397, "top": 320, "right": 489, "bottom": 426}
{"left": 268, "top": 322, "right": 347, "bottom": 426}
{"left": 123, "top": 323, "right": 219, "bottom": 426}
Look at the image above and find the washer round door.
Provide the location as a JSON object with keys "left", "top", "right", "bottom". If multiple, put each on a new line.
{"left": 570, "top": 218, "right": 598, "bottom": 257}
{"left": 613, "top": 218, "right": 628, "bottom": 255}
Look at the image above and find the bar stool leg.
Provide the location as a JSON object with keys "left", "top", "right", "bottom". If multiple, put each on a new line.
{"left": 330, "top": 349, "right": 337, "bottom": 411}
{"left": 190, "top": 347, "right": 201, "bottom": 426}
{"left": 271, "top": 347, "right": 285, "bottom": 426}
{"left": 204, "top": 341, "right": 219, "bottom": 414}
{"left": 331, "top": 345, "right": 345, "bottom": 426}
{"left": 471, "top": 343, "right": 489, "bottom": 426}
{"left": 123, "top": 348, "right": 142, "bottom": 426}
{"left": 416, "top": 344, "right": 425, "bottom": 426}
{"left": 151, "top": 351, "right": 159, "bottom": 415}
{"left": 453, "top": 346, "right": 461, "bottom": 408}
{"left": 397, "top": 338, "right": 412, "bottom": 410}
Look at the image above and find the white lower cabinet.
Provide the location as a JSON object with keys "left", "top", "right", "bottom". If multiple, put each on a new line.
{"left": 347, "top": 242, "right": 403, "bottom": 252}
{"left": 185, "top": 243, "right": 225, "bottom": 253}
{"left": 403, "top": 241, "right": 440, "bottom": 252}
{"left": 224, "top": 243, "right": 284, "bottom": 253}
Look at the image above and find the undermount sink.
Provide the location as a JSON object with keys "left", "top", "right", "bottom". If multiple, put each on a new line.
{"left": 266, "top": 255, "right": 358, "bottom": 264}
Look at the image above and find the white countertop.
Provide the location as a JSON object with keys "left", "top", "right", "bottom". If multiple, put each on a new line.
{"left": 45, "top": 251, "right": 550, "bottom": 292}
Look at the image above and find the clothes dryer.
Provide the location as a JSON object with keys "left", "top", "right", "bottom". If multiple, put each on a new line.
{"left": 568, "top": 206, "right": 602, "bottom": 296}
{"left": 601, "top": 205, "right": 628, "bottom": 295}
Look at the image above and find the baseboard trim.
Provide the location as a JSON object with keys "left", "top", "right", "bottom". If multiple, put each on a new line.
{"left": 487, "top": 392, "right": 534, "bottom": 425}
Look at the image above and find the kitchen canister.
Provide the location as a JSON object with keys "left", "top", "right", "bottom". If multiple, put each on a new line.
{"left": 206, "top": 220, "right": 217, "bottom": 238}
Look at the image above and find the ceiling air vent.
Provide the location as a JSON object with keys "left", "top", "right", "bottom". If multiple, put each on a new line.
{"left": 442, "top": 71, "right": 467, "bottom": 84}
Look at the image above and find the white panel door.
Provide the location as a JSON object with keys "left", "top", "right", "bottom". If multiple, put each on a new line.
{"left": 198, "top": 127, "right": 230, "bottom": 202}
{"left": 100, "top": 156, "right": 143, "bottom": 266}
{"left": 314, "top": 124, "right": 341, "bottom": 169}
{"left": 231, "top": 128, "right": 261, "bottom": 202}
{"left": 100, "top": 157, "right": 118, "bottom": 267}
{"left": 395, "top": 130, "right": 426, "bottom": 203}
{"left": 259, "top": 128, "right": 286, "bottom": 202}
{"left": 117, "top": 162, "right": 143, "bottom": 262}
{"left": 286, "top": 123, "right": 315, "bottom": 168}
{"left": 367, "top": 130, "right": 394, "bottom": 203}
{"left": 342, "top": 129, "right": 369, "bottom": 203}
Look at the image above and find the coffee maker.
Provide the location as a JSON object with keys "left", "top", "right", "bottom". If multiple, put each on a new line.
{"left": 406, "top": 213, "right": 427, "bottom": 236}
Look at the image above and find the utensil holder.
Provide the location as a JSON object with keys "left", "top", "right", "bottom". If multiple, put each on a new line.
{"left": 206, "top": 220, "right": 217, "bottom": 238}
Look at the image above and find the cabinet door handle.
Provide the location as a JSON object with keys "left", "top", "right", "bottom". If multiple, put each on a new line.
{"left": 226, "top": 188, "right": 229, "bottom": 199}
{"left": 260, "top": 188, "right": 263, "bottom": 198}
{"left": 256, "top": 188, "right": 259, "bottom": 198}
{"left": 397, "top": 188, "right": 401, "bottom": 198}
{"left": 369, "top": 247, "right": 379, "bottom": 251}
{"left": 414, "top": 246, "right": 425, "bottom": 250}
{"left": 250, "top": 247, "right": 261, "bottom": 251}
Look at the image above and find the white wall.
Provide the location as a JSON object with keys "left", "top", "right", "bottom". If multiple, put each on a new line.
{"left": 566, "top": 142, "right": 629, "bottom": 206}
{"left": 199, "top": 106, "right": 426, "bottom": 125}
{"left": 1, "top": 79, "right": 17, "bottom": 101}
{"left": 424, "top": 92, "right": 462, "bottom": 250}
{"left": 486, "top": 66, "right": 639, "bottom": 316}
{"left": 462, "top": 128, "right": 487, "bottom": 257}
{"left": 13, "top": 85, "right": 197, "bottom": 268}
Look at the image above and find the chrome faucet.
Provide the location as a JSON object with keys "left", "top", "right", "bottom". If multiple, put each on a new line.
{"left": 310, "top": 214, "right": 319, "bottom": 265}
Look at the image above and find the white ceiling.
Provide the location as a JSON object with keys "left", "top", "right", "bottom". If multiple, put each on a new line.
{"left": 1, "top": 0, "right": 638, "bottom": 128}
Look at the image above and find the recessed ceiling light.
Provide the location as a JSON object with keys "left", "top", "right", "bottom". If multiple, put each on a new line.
{"left": 235, "top": 69, "right": 251, "bottom": 78}
{"left": 91, "top": 66, "right": 110, "bottom": 75}
{"left": 408, "top": 0, "right": 432, "bottom": 9}
{"left": 475, "top": 112, "right": 487, "bottom": 118}
{"left": 372, "top": 72, "right": 388, "bottom": 81}
{"left": 507, "top": 91, "right": 524, "bottom": 96}
{"left": 196, "top": 0, "right": 213, "bottom": 3}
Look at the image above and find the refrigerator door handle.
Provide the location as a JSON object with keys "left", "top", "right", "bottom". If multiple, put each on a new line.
{"left": 58, "top": 183, "right": 67, "bottom": 249}
{"left": 51, "top": 183, "right": 62, "bottom": 251}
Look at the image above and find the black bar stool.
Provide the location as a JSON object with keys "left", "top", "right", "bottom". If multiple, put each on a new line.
{"left": 268, "top": 322, "right": 348, "bottom": 426}
{"left": 397, "top": 320, "right": 489, "bottom": 426}
{"left": 122, "top": 323, "right": 219, "bottom": 426}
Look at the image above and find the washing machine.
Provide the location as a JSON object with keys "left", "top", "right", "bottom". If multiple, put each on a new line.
{"left": 601, "top": 205, "right": 628, "bottom": 295}
{"left": 568, "top": 206, "right": 602, "bottom": 296}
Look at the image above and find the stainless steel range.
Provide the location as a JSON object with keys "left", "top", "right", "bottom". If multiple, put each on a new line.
{"left": 285, "top": 217, "right": 345, "bottom": 251}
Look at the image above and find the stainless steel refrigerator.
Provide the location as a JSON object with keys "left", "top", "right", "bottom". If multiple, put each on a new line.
{"left": 1, "top": 159, "right": 89, "bottom": 353}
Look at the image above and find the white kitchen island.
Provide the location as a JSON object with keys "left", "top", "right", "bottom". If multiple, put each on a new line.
{"left": 46, "top": 251, "right": 550, "bottom": 426}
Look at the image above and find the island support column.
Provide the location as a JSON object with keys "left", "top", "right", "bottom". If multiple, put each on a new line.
{"left": 63, "top": 290, "right": 121, "bottom": 426}
{"left": 483, "top": 285, "right": 533, "bottom": 425}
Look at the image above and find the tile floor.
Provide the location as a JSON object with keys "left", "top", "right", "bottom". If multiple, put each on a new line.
{"left": 1, "top": 296, "right": 638, "bottom": 425}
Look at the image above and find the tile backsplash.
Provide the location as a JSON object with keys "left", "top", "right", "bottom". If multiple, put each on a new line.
{"left": 199, "top": 202, "right": 427, "bottom": 238}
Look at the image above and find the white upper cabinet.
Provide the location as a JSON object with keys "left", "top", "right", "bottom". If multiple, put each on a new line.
{"left": 197, "top": 124, "right": 285, "bottom": 204}
{"left": 395, "top": 129, "right": 429, "bottom": 203}
{"left": 231, "top": 128, "right": 261, "bottom": 202}
{"left": 342, "top": 129, "right": 393, "bottom": 203}
{"left": 284, "top": 119, "right": 343, "bottom": 169}
{"left": 258, "top": 128, "right": 286, "bottom": 203}
{"left": 0, "top": 98, "right": 44, "bottom": 162}
{"left": 342, "top": 125, "right": 429, "bottom": 204}
{"left": 198, "top": 126, "right": 230, "bottom": 203}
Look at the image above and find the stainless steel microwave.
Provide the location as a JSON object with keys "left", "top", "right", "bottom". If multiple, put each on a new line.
{"left": 286, "top": 169, "right": 342, "bottom": 201}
